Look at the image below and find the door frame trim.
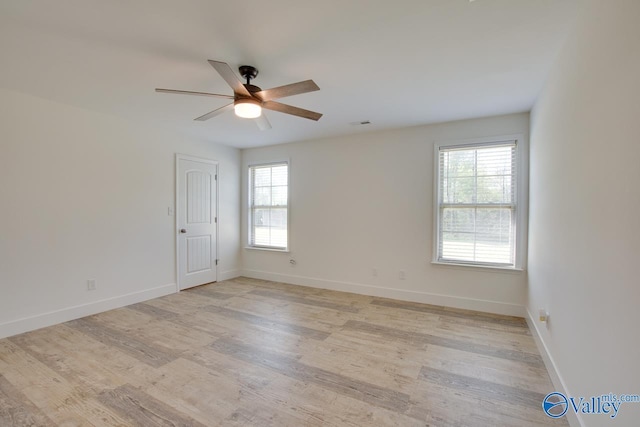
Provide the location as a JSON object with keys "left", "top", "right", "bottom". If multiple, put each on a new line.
{"left": 175, "top": 154, "right": 219, "bottom": 292}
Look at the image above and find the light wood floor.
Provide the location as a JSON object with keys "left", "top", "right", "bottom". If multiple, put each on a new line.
{"left": 0, "top": 277, "right": 567, "bottom": 426}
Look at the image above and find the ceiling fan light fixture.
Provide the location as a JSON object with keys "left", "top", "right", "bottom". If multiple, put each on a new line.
{"left": 234, "top": 98, "right": 262, "bottom": 118}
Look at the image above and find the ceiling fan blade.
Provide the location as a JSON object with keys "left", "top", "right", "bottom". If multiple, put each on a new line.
{"left": 254, "top": 113, "right": 272, "bottom": 131}
{"left": 207, "top": 60, "right": 251, "bottom": 97}
{"left": 155, "top": 88, "right": 234, "bottom": 99}
{"left": 254, "top": 80, "right": 320, "bottom": 102}
{"left": 194, "top": 103, "right": 234, "bottom": 121}
{"left": 262, "top": 101, "right": 323, "bottom": 121}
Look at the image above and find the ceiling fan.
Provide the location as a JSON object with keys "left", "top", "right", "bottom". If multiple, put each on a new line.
{"left": 156, "top": 60, "right": 322, "bottom": 130}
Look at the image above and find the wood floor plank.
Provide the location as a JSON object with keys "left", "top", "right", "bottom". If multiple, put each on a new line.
{"left": 9, "top": 326, "right": 129, "bottom": 392}
{"left": 408, "top": 379, "right": 564, "bottom": 427}
{"left": 206, "top": 280, "right": 256, "bottom": 295}
{"left": 305, "top": 287, "right": 375, "bottom": 306}
{"left": 223, "top": 293, "right": 353, "bottom": 332}
{"left": 231, "top": 277, "right": 319, "bottom": 294}
{"left": 185, "top": 285, "right": 236, "bottom": 300}
{"left": 258, "top": 375, "right": 428, "bottom": 427}
{"left": 145, "top": 291, "right": 215, "bottom": 313}
{"left": 432, "top": 319, "right": 539, "bottom": 353}
{"left": 98, "top": 383, "right": 208, "bottom": 427}
{"left": 0, "top": 341, "right": 131, "bottom": 426}
{"left": 65, "top": 317, "right": 181, "bottom": 368}
{"left": 127, "top": 302, "right": 179, "bottom": 320}
{"left": 232, "top": 278, "right": 375, "bottom": 308}
{"left": 223, "top": 405, "right": 311, "bottom": 427}
{"left": 437, "top": 311, "right": 531, "bottom": 335}
{"left": 218, "top": 292, "right": 290, "bottom": 313}
{"left": 52, "top": 324, "right": 166, "bottom": 388}
{"left": 421, "top": 343, "right": 555, "bottom": 394}
{"left": 0, "top": 374, "right": 55, "bottom": 427}
{"left": 370, "top": 298, "right": 526, "bottom": 327}
{"left": 144, "top": 357, "right": 258, "bottom": 424}
{"left": 343, "top": 320, "right": 544, "bottom": 366}
{"left": 298, "top": 331, "right": 424, "bottom": 393}
{"left": 88, "top": 307, "right": 218, "bottom": 354}
{"left": 358, "top": 304, "right": 534, "bottom": 351}
{"left": 419, "top": 366, "right": 545, "bottom": 408}
{"left": 248, "top": 288, "right": 361, "bottom": 313}
{"left": 354, "top": 304, "right": 442, "bottom": 335}
{"left": 138, "top": 300, "right": 243, "bottom": 338}
{"left": 202, "top": 324, "right": 312, "bottom": 360}
{"left": 185, "top": 344, "right": 279, "bottom": 392}
{"left": 227, "top": 376, "right": 329, "bottom": 427}
{"left": 201, "top": 305, "right": 330, "bottom": 341}
{"left": 210, "top": 337, "right": 412, "bottom": 413}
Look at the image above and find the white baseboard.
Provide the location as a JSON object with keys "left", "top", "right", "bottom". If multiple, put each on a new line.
{"left": 0, "top": 283, "right": 177, "bottom": 339}
{"left": 241, "top": 269, "right": 525, "bottom": 317}
{"left": 526, "top": 308, "right": 583, "bottom": 427}
{"left": 218, "top": 269, "right": 241, "bottom": 281}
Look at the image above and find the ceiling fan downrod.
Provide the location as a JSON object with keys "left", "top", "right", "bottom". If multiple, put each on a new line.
{"left": 238, "top": 65, "right": 259, "bottom": 86}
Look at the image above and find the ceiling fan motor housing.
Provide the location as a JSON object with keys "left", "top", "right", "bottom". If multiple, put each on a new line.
{"left": 239, "top": 65, "right": 258, "bottom": 82}
{"left": 244, "top": 84, "right": 261, "bottom": 94}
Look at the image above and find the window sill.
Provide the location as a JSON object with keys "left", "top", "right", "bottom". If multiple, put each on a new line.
{"left": 431, "top": 261, "right": 525, "bottom": 273}
{"left": 245, "top": 246, "right": 290, "bottom": 253}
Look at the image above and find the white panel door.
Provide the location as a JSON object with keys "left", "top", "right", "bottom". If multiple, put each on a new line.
{"left": 177, "top": 157, "right": 217, "bottom": 290}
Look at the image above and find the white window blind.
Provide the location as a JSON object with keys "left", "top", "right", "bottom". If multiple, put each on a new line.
{"left": 249, "top": 162, "right": 288, "bottom": 250}
{"left": 437, "top": 141, "right": 517, "bottom": 267}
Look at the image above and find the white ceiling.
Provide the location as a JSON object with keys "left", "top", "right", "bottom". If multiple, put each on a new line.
{"left": 0, "top": 0, "right": 578, "bottom": 149}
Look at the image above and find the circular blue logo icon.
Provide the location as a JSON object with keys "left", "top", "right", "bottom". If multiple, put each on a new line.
{"left": 543, "top": 392, "right": 568, "bottom": 418}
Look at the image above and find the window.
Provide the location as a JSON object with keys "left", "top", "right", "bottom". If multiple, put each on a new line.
{"left": 435, "top": 139, "right": 521, "bottom": 268}
{"left": 249, "top": 162, "right": 289, "bottom": 250}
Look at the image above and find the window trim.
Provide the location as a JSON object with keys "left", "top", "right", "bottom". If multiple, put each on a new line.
{"left": 432, "top": 134, "right": 527, "bottom": 271}
{"left": 247, "top": 160, "right": 290, "bottom": 252}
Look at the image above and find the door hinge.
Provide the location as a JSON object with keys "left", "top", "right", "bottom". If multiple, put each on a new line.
{"left": 215, "top": 217, "right": 217, "bottom": 223}
{"left": 215, "top": 174, "right": 217, "bottom": 180}
{"left": 215, "top": 259, "right": 219, "bottom": 266}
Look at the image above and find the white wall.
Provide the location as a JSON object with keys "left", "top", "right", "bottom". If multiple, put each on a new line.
{"left": 0, "top": 88, "right": 241, "bottom": 338}
{"left": 242, "top": 113, "right": 529, "bottom": 316}
{"left": 528, "top": 1, "right": 640, "bottom": 425}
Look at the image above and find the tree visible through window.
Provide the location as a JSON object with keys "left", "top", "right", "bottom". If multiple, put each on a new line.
{"left": 436, "top": 141, "right": 517, "bottom": 267}
{"left": 249, "top": 163, "right": 288, "bottom": 250}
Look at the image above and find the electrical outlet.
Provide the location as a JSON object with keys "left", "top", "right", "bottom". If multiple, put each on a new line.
{"left": 539, "top": 308, "right": 549, "bottom": 322}
{"left": 399, "top": 270, "right": 406, "bottom": 280}
{"left": 87, "top": 279, "right": 97, "bottom": 291}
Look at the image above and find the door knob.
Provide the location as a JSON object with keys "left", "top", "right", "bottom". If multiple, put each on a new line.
{"left": 180, "top": 229, "right": 187, "bottom": 233}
